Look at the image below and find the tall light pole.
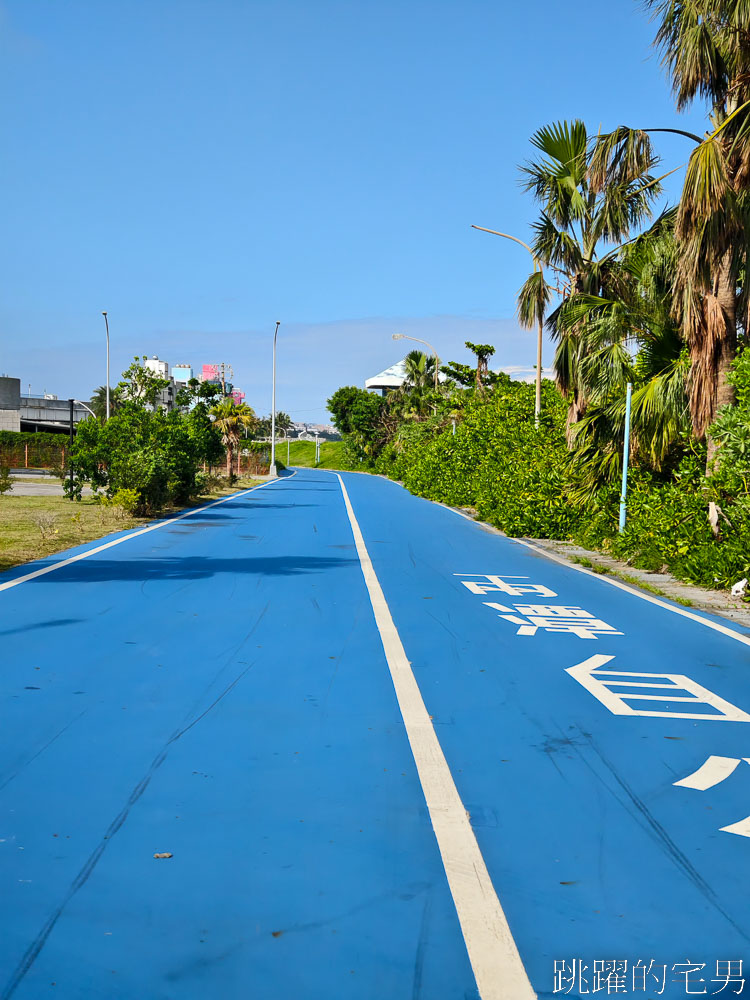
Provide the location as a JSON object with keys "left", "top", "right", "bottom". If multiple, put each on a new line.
{"left": 471, "top": 225, "right": 545, "bottom": 428}
{"left": 392, "top": 333, "right": 440, "bottom": 389}
{"left": 269, "top": 321, "right": 281, "bottom": 477}
{"left": 102, "top": 311, "right": 110, "bottom": 420}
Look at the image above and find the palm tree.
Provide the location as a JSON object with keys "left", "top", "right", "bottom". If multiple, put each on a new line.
{"left": 390, "top": 351, "right": 438, "bottom": 418}
{"left": 402, "top": 350, "right": 436, "bottom": 391}
{"left": 564, "top": 224, "right": 691, "bottom": 491}
{"left": 275, "top": 411, "right": 293, "bottom": 437}
{"left": 589, "top": 2, "right": 750, "bottom": 464}
{"left": 89, "top": 385, "right": 123, "bottom": 420}
{"left": 210, "top": 401, "right": 257, "bottom": 477}
{"left": 518, "top": 120, "right": 663, "bottom": 438}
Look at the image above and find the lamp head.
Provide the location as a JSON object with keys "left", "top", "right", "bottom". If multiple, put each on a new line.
{"left": 392, "top": 333, "right": 405, "bottom": 341}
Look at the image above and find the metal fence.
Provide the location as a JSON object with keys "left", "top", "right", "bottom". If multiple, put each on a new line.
{"left": 0, "top": 441, "right": 65, "bottom": 470}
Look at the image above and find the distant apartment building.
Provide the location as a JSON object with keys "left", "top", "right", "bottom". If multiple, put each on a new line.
{"left": 144, "top": 356, "right": 169, "bottom": 379}
{"left": 291, "top": 421, "right": 340, "bottom": 441}
{"left": 172, "top": 364, "right": 193, "bottom": 382}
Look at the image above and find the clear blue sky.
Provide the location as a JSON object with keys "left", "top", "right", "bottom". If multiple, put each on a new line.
{"left": 0, "top": 0, "right": 706, "bottom": 421}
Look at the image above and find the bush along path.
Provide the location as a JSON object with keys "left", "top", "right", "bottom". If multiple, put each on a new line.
{"left": 327, "top": 355, "right": 750, "bottom": 599}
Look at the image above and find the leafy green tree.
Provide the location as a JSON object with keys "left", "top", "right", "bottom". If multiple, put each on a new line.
{"left": 441, "top": 342, "right": 505, "bottom": 390}
{"left": 466, "top": 342, "right": 495, "bottom": 391}
{"left": 327, "top": 386, "right": 384, "bottom": 437}
{"left": 68, "top": 406, "right": 203, "bottom": 512}
{"left": 185, "top": 401, "right": 224, "bottom": 469}
{"left": 117, "top": 357, "right": 171, "bottom": 408}
{"left": 68, "top": 362, "right": 224, "bottom": 511}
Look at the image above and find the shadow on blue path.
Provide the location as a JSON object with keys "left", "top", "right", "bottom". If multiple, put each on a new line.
{"left": 0, "top": 618, "right": 84, "bottom": 637}
{"left": 23, "top": 555, "right": 358, "bottom": 584}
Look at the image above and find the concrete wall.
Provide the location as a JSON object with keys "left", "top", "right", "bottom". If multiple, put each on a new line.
{"left": 0, "top": 377, "right": 21, "bottom": 411}
{"left": 0, "top": 409, "right": 21, "bottom": 432}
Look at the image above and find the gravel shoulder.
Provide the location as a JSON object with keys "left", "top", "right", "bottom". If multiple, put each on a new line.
{"left": 527, "top": 536, "right": 750, "bottom": 629}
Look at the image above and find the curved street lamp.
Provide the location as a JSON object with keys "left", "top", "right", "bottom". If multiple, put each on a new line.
{"left": 392, "top": 333, "right": 440, "bottom": 389}
{"left": 73, "top": 400, "right": 97, "bottom": 420}
{"left": 471, "top": 225, "right": 545, "bottom": 428}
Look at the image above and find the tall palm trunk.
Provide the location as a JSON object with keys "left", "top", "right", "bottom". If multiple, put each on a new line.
{"left": 702, "top": 257, "right": 737, "bottom": 469}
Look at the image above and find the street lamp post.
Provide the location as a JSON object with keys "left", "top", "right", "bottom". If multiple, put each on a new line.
{"left": 391, "top": 333, "right": 440, "bottom": 389}
{"left": 74, "top": 400, "right": 97, "bottom": 420}
{"left": 471, "top": 225, "right": 545, "bottom": 428}
{"left": 102, "top": 311, "right": 110, "bottom": 420}
{"left": 270, "top": 321, "right": 281, "bottom": 477}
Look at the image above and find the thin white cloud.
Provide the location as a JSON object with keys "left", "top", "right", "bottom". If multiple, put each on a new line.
{"left": 4, "top": 313, "right": 555, "bottom": 418}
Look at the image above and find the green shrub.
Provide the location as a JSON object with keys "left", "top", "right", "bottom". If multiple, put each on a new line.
{"left": 0, "top": 466, "right": 12, "bottom": 495}
{"left": 333, "top": 371, "right": 750, "bottom": 593}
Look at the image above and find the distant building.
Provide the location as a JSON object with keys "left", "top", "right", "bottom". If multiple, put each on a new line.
{"left": 364, "top": 360, "right": 408, "bottom": 395}
{"left": 292, "top": 422, "right": 340, "bottom": 441}
{"left": 365, "top": 356, "right": 447, "bottom": 395}
{"left": 0, "top": 376, "right": 91, "bottom": 433}
{"left": 0, "top": 377, "right": 21, "bottom": 431}
{"left": 144, "top": 356, "right": 169, "bottom": 378}
{"left": 172, "top": 363, "right": 193, "bottom": 382}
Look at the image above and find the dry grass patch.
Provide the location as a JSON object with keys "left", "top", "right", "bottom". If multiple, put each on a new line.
{"left": 0, "top": 480, "right": 266, "bottom": 574}
{"left": 0, "top": 495, "right": 148, "bottom": 574}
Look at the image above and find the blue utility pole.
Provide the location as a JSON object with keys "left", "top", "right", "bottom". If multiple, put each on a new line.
{"left": 619, "top": 382, "right": 633, "bottom": 533}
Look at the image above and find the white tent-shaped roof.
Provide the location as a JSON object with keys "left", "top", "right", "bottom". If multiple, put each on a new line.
{"left": 364, "top": 360, "right": 408, "bottom": 391}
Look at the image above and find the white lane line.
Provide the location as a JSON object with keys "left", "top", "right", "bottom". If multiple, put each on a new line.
{"left": 0, "top": 475, "right": 294, "bottom": 594}
{"left": 441, "top": 501, "right": 750, "bottom": 650}
{"left": 336, "top": 474, "right": 536, "bottom": 1000}
{"left": 674, "top": 756, "right": 744, "bottom": 791}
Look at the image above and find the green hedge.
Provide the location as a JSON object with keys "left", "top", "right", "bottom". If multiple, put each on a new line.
{"left": 0, "top": 430, "right": 68, "bottom": 447}
{"left": 367, "top": 380, "right": 750, "bottom": 592}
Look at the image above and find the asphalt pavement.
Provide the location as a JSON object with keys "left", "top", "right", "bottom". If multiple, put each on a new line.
{"left": 2, "top": 468, "right": 750, "bottom": 999}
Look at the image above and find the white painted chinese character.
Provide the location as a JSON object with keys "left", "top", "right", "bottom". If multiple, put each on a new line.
{"left": 485, "top": 602, "right": 623, "bottom": 640}
{"left": 712, "top": 960, "right": 744, "bottom": 994}
{"left": 632, "top": 959, "right": 667, "bottom": 994}
{"left": 592, "top": 959, "right": 627, "bottom": 993}
{"left": 553, "top": 959, "right": 590, "bottom": 994}
{"left": 672, "top": 961, "right": 707, "bottom": 994}
{"left": 459, "top": 574, "right": 557, "bottom": 598}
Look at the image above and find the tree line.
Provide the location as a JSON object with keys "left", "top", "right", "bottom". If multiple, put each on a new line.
{"left": 326, "top": 2, "right": 750, "bottom": 592}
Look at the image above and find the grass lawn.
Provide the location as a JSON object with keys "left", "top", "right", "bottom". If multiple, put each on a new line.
{"left": 281, "top": 440, "right": 348, "bottom": 469}
{"left": 0, "top": 478, "right": 264, "bottom": 575}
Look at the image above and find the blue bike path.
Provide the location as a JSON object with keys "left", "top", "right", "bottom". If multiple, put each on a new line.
{"left": 4, "top": 468, "right": 750, "bottom": 999}
{"left": 0, "top": 474, "right": 474, "bottom": 1000}
{"left": 338, "top": 469, "right": 750, "bottom": 999}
